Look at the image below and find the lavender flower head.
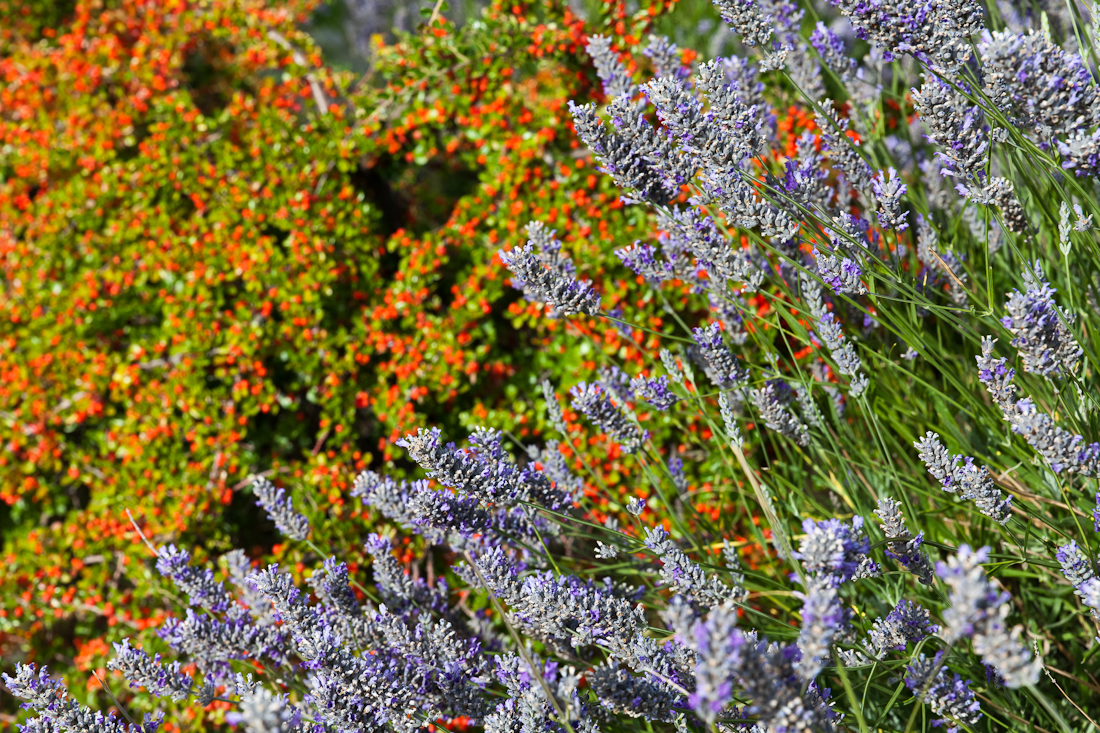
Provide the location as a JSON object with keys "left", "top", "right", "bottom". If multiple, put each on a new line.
{"left": 631, "top": 373, "right": 679, "bottom": 410}
{"left": 1055, "top": 540, "right": 1099, "bottom": 621}
{"left": 905, "top": 653, "right": 982, "bottom": 731}
{"left": 976, "top": 337, "right": 1100, "bottom": 476}
{"left": 913, "top": 432, "right": 1012, "bottom": 524}
{"left": 751, "top": 382, "right": 810, "bottom": 447}
{"left": 154, "top": 545, "right": 233, "bottom": 612}
{"left": 937, "top": 545, "right": 1041, "bottom": 687}
{"left": 795, "top": 575, "right": 845, "bottom": 680}
{"left": 872, "top": 168, "right": 909, "bottom": 231}
{"left": 796, "top": 515, "right": 878, "bottom": 583}
{"left": 874, "top": 497, "right": 935, "bottom": 585}
{"left": 251, "top": 478, "right": 310, "bottom": 541}
{"left": 691, "top": 322, "right": 748, "bottom": 387}
{"left": 569, "top": 382, "right": 648, "bottom": 454}
{"left": 107, "top": 639, "right": 196, "bottom": 702}
{"left": 1002, "top": 262, "right": 1082, "bottom": 378}
{"left": 587, "top": 35, "right": 634, "bottom": 100}
{"left": 500, "top": 224, "right": 601, "bottom": 317}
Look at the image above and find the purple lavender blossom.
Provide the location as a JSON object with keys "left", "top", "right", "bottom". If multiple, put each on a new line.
{"left": 644, "top": 34, "right": 690, "bottom": 83}
{"left": 872, "top": 168, "right": 909, "bottom": 231}
{"left": 351, "top": 470, "right": 444, "bottom": 543}
{"left": 107, "top": 639, "right": 196, "bottom": 702}
{"left": 810, "top": 22, "right": 856, "bottom": 82}
{"left": 711, "top": 0, "right": 776, "bottom": 49}
{"left": 795, "top": 575, "right": 845, "bottom": 680}
{"left": 1056, "top": 540, "right": 1095, "bottom": 588}
{"left": 1055, "top": 540, "right": 1100, "bottom": 622}
{"left": 813, "top": 243, "right": 865, "bottom": 296}
{"left": 801, "top": 274, "right": 870, "bottom": 396}
{"left": 980, "top": 30, "right": 1100, "bottom": 138}
{"left": 251, "top": 478, "right": 310, "bottom": 541}
{"left": 796, "top": 516, "right": 879, "bottom": 583}
{"left": 913, "top": 432, "right": 1012, "bottom": 523}
{"left": 154, "top": 545, "right": 233, "bottom": 612}
{"left": 500, "top": 235, "right": 601, "bottom": 318}
{"left": 675, "top": 606, "right": 836, "bottom": 729}
{"left": 569, "top": 382, "right": 648, "bottom": 454}
{"left": 631, "top": 374, "right": 679, "bottom": 411}
{"left": 586, "top": 35, "right": 634, "bottom": 100}
{"left": 615, "top": 242, "right": 673, "bottom": 284}
{"left": 3, "top": 663, "right": 164, "bottom": 733}
{"left": 568, "top": 99, "right": 679, "bottom": 206}
{"left": 643, "top": 526, "right": 746, "bottom": 604}
{"left": 1002, "top": 262, "right": 1082, "bottom": 378}
{"left": 874, "top": 497, "right": 935, "bottom": 585}
{"left": 751, "top": 382, "right": 810, "bottom": 447}
{"left": 691, "top": 322, "right": 749, "bottom": 387}
{"left": 866, "top": 601, "right": 938, "bottom": 658}
{"left": 937, "top": 545, "right": 1042, "bottom": 687}
{"left": 828, "top": 0, "right": 984, "bottom": 71}
{"left": 905, "top": 653, "right": 982, "bottom": 731}
{"left": 976, "top": 337, "right": 1100, "bottom": 475}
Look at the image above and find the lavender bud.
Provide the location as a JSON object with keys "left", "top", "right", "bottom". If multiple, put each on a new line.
{"left": 586, "top": 35, "right": 634, "bottom": 100}
{"left": 872, "top": 168, "right": 909, "bottom": 231}
{"left": 627, "top": 496, "right": 646, "bottom": 515}
{"left": 914, "top": 432, "right": 1012, "bottom": 523}
{"left": 569, "top": 382, "right": 648, "bottom": 454}
{"left": 905, "top": 653, "right": 982, "bottom": 730}
{"left": 1002, "top": 261, "right": 1082, "bottom": 378}
{"left": 874, "top": 497, "right": 935, "bottom": 585}
{"left": 691, "top": 322, "right": 749, "bottom": 387}
{"left": 752, "top": 383, "right": 810, "bottom": 446}
{"left": 251, "top": 478, "right": 310, "bottom": 541}
{"left": 107, "top": 639, "right": 195, "bottom": 702}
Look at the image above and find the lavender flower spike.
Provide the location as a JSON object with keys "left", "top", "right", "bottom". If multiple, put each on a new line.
{"left": 802, "top": 275, "right": 870, "bottom": 397}
{"left": 107, "top": 639, "right": 195, "bottom": 702}
{"left": 1002, "top": 262, "right": 1082, "bottom": 378}
{"left": 976, "top": 337, "right": 1100, "bottom": 476}
{"left": 937, "top": 545, "right": 1042, "bottom": 687}
{"left": 569, "top": 382, "right": 648, "bottom": 454}
{"left": 630, "top": 373, "right": 679, "bottom": 410}
{"left": 874, "top": 497, "right": 935, "bottom": 585}
{"left": 586, "top": 35, "right": 634, "bottom": 100}
{"left": 872, "top": 168, "right": 908, "bottom": 231}
{"left": 644, "top": 526, "right": 747, "bottom": 604}
{"left": 751, "top": 383, "right": 810, "bottom": 447}
{"left": 906, "top": 653, "right": 983, "bottom": 731}
{"left": 154, "top": 544, "right": 234, "bottom": 612}
{"left": 711, "top": 0, "right": 776, "bottom": 49}
{"left": 3, "top": 662, "right": 164, "bottom": 733}
{"left": 691, "top": 322, "right": 748, "bottom": 387}
{"left": 796, "top": 515, "right": 879, "bottom": 583}
{"left": 252, "top": 477, "right": 310, "bottom": 541}
{"left": 795, "top": 575, "right": 844, "bottom": 680}
{"left": 1056, "top": 540, "right": 1100, "bottom": 621}
{"left": 500, "top": 242, "right": 601, "bottom": 317}
{"left": 914, "top": 432, "right": 1012, "bottom": 524}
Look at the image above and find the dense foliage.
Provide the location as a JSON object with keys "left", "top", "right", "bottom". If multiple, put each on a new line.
{"left": 0, "top": 0, "right": 686, "bottom": 713}
{"left": 6, "top": 0, "right": 1100, "bottom": 731}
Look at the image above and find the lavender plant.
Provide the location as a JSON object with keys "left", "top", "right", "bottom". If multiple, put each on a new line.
{"left": 10, "top": 0, "right": 1100, "bottom": 730}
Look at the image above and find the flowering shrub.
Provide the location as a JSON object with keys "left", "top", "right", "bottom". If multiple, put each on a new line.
{"left": 7, "top": 0, "right": 1100, "bottom": 730}
{"left": 0, "top": 0, "right": 688, "bottom": 705}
